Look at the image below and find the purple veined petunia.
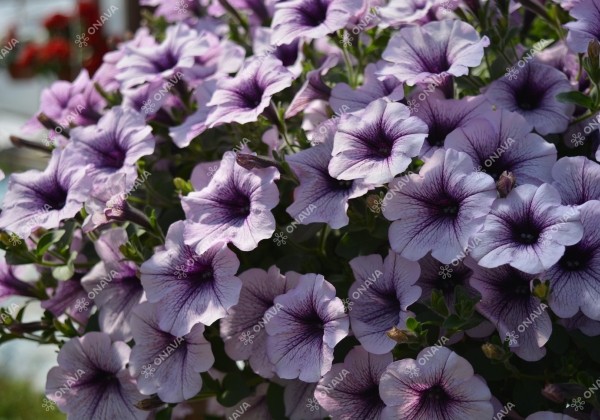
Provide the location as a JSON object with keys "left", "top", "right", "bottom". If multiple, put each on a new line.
{"left": 348, "top": 251, "right": 421, "bottom": 354}
{"left": 265, "top": 273, "right": 349, "bottom": 382}
{"left": 416, "top": 253, "right": 476, "bottom": 311}
{"left": 564, "top": 0, "right": 600, "bottom": 53}
{"left": 45, "top": 332, "right": 146, "bottom": 419}
{"left": 41, "top": 278, "right": 90, "bottom": 326}
{"left": 281, "top": 379, "right": 327, "bottom": 419}
{"left": 465, "top": 260, "right": 551, "bottom": 361}
{"left": 253, "top": 27, "right": 303, "bottom": 76}
{"left": 270, "top": 0, "right": 363, "bottom": 46}
{"left": 64, "top": 106, "right": 155, "bottom": 191}
{"left": 382, "top": 148, "right": 497, "bottom": 263}
{"left": 329, "top": 61, "right": 405, "bottom": 114}
{"left": 445, "top": 109, "right": 557, "bottom": 184}
{"left": 220, "top": 266, "right": 298, "bottom": 378}
{"left": 483, "top": 62, "right": 574, "bottom": 135}
{"left": 182, "top": 151, "right": 280, "bottom": 255}
{"left": 315, "top": 346, "right": 392, "bottom": 420}
{"left": 285, "top": 56, "right": 339, "bottom": 119}
{"left": 206, "top": 56, "right": 294, "bottom": 127}
{"left": 379, "top": 346, "right": 494, "bottom": 419}
{"left": 286, "top": 121, "right": 372, "bottom": 229}
{"left": 545, "top": 200, "right": 600, "bottom": 320}
{"left": 0, "top": 149, "right": 91, "bottom": 239}
{"left": 526, "top": 412, "right": 577, "bottom": 420}
{"left": 140, "top": 220, "right": 241, "bottom": 337}
{"left": 551, "top": 157, "right": 600, "bottom": 206}
{"left": 533, "top": 40, "right": 580, "bottom": 85}
{"left": 22, "top": 69, "right": 106, "bottom": 135}
{"left": 378, "top": 0, "right": 436, "bottom": 28}
{"left": 471, "top": 184, "right": 584, "bottom": 274}
{"left": 81, "top": 228, "right": 144, "bottom": 342}
{"left": 0, "top": 254, "right": 38, "bottom": 301}
{"left": 117, "top": 23, "right": 207, "bottom": 89}
{"left": 224, "top": 383, "right": 272, "bottom": 419}
{"left": 328, "top": 99, "right": 429, "bottom": 185}
{"left": 169, "top": 79, "right": 218, "bottom": 148}
{"left": 407, "top": 93, "right": 491, "bottom": 158}
{"left": 129, "top": 302, "right": 214, "bottom": 403}
{"left": 559, "top": 311, "right": 600, "bottom": 336}
{"left": 380, "top": 20, "right": 489, "bottom": 86}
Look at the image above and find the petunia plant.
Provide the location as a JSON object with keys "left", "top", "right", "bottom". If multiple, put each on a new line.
{"left": 1, "top": 0, "right": 600, "bottom": 419}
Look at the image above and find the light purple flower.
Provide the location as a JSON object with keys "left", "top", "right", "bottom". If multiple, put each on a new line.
{"left": 466, "top": 260, "right": 551, "bottom": 361}
{"left": 0, "top": 256, "right": 37, "bottom": 301}
{"left": 445, "top": 109, "right": 557, "bottom": 184}
{"left": 182, "top": 151, "right": 280, "bottom": 254}
{"left": 117, "top": 23, "right": 207, "bottom": 89}
{"left": 65, "top": 107, "right": 155, "bottom": 190}
{"left": 348, "top": 251, "right": 421, "bottom": 354}
{"left": 41, "top": 278, "right": 90, "bottom": 325}
{"left": 270, "top": 0, "right": 363, "bottom": 46}
{"left": 81, "top": 228, "right": 144, "bottom": 341}
{"left": 408, "top": 93, "right": 491, "bottom": 158}
{"left": 546, "top": 200, "right": 600, "bottom": 320}
{"left": 526, "top": 412, "right": 577, "bottom": 420}
{"left": 380, "top": 20, "right": 489, "bottom": 86}
{"left": 286, "top": 122, "right": 372, "bottom": 229}
{"left": 559, "top": 311, "right": 600, "bottom": 336}
{"left": 45, "top": 332, "right": 146, "bottom": 419}
{"left": 140, "top": 221, "right": 241, "bottom": 336}
{"left": 329, "top": 100, "right": 429, "bottom": 185}
{"left": 382, "top": 148, "right": 497, "bottom": 263}
{"left": 315, "top": 346, "right": 393, "bottom": 420}
{"left": 265, "top": 273, "right": 349, "bottom": 382}
{"left": 565, "top": 0, "right": 600, "bottom": 52}
{"left": 129, "top": 302, "right": 214, "bottom": 403}
{"left": 483, "top": 62, "right": 574, "bottom": 135}
{"left": 379, "top": 346, "right": 494, "bottom": 419}
{"left": 329, "top": 61, "right": 404, "bottom": 114}
{"left": 471, "top": 184, "right": 584, "bottom": 274}
{"left": 206, "top": 56, "right": 294, "bottom": 127}
{"left": 551, "top": 157, "right": 600, "bottom": 206}
{"left": 0, "top": 149, "right": 90, "bottom": 239}
{"left": 220, "top": 266, "right": 297, "bottom": 378}
{"left": 283, "top": 380, "right": 327, "bottom": 419}
{"left": 378, "top": 0, "right": 436, "bottom": 27}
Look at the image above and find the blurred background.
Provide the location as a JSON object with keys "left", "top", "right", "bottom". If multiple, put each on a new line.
{"left": 0, "top": 1, "right": 136, "bottom": 418}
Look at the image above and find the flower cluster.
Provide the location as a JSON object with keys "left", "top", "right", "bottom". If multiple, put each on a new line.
{"left": 2, "top": 0, "right": 600, "bottom": 419}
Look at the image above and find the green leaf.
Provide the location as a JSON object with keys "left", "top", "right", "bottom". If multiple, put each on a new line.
{"left": 442, "top": 314, "right": 464, "bottom": 330}
{"left": 556, "top": 91, "right": 595, "bottom": 109}
{"left": 430, "top": 289, "right": 450, "bottom": 317}
{"left": 267, "top": 382, "right": 286, "bottom": 419}
{"left": 36, "top": 230, "right": 65, "bottom": 257}
{"left": 217, "top": 373, "right": 251, "bottom": 407}
{"left": 405, "top": 317, "right": 419, "bottom": 332}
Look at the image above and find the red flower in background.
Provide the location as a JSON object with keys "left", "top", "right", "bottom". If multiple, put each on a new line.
{"left": 43, "top": 13, "right": 71, "bottom": 31}
{"left": 38, "top": 38, "right": 71, "bottom": 64}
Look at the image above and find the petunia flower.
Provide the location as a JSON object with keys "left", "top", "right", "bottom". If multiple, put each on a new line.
{"left": 270, "top": 0, "right": 363, "bottom": 46}
{"left": 348, "top": 251, "right": 421, "bottom": 354}
{"left": 64, "top": 107, "right": 155, "bottom": 191}
{"left": 380, "top": 20, "right": 489, "bottom": 86}
{"left": 378, "top": 0, "right": 436, "bottom": 28}
{"left": 526, "top": 412, "right": 577, "bottom": 420}
{"left": 0, "top": 149, "right": 91, "bottom": 239}
{"left": 416, "top": 253, "right": 476, "bottom": 311}
{"left": 329, "top": 99, "right": 429, "bottom": 185}
{"left": 117, "top": 23, "right": 207, "bottom": 89}
{"left": 382, "top": 148, "right": 497, "bottom": 263}
{"left": 564, "top": 0, "right": 600, "bottom": 53}
{"left": 45, "top": 332, "right": 146, "bottom": 419}
{"left": 281, "top": 380, "right": 327, "bottom": 419}
{"left": 286, "top": 122, "right": 372, "bottom": 229}
{"left": 81, "top": 228, "right": 144, "bottom": 342}
{"left": 466, "top": 260, "right": 551, "bottom": 361}
{"left": 129, "top": 302, "right": 214, "bottom": 403}
{"left": 379, "top": 346, "right": 494, "bottom": 419}
{"left": 471, "top": 184, "right": 584, "bottom": 274}
{"left": 445, "top": 109, "right": 557, "bottom": 184}
{"left": 315, "top": 346, "right": 393, "bottom": 420}
{"left": 559, "top": 311, "right": 600, "bottom": 336}
{"left": 329, "top": 61, "right": 404, "bottom": 114}
{"left": 483, "top": 62, "right": 574, "bottom": 135}
{"left": 41, "top": 278, "right": 90, "bottom": 326}
{"left": 265, "top": 273, "right": 349, "bottom": 382}
{"left": 182, "top": 151, "right": 280, "bottom": 255}
{"left": 551, "top": 157, "right": 600, "bottom": 206}
{"left": 206, "top": 56, "right": 294, "bottom": 127}
{"left": 407, "top": 93, "right": 491, "bottom": 158}
{"left": 546, "top": 200, "right": 600, "bottom": 320}
{"left": 220, "top": 266, "right": 297, "bottom": 378}
{"left": 140, "top": 221, "right": 241, "bottom": 337}
{"left": 0, "top": 254, "right": 38, "bottom": 301}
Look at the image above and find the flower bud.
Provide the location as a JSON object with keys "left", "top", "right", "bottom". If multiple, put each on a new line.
{"left": 496, "top": 171, "right": 516, "bottom": 197}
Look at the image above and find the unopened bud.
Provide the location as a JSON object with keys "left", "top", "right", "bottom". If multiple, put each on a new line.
{"left": 496, "top": 171, "right": 516, "bottom": 197}
{"left": 588, "top": 39, "right": 600, "bottom": 61}
{"left": 481, "top": 343, "right": 506, "bottom": 360}
{"left": 387, "top": 326, "right": 414, "bottom": 343}
{"left": 135, "top": 395, "right": 166, "bottom": 411}
{"left": 236, "top": 153, "right": 280, "bottom": 171}
{"left": 532, "top": 278, "right": 550, "bottom": 300}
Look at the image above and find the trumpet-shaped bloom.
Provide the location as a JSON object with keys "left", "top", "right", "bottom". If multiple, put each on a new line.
{"left": 551, "top": 156, "right": 600, "bottom": 206}
{"left": 564, "top": 0, "right": 600, "bottom": 53}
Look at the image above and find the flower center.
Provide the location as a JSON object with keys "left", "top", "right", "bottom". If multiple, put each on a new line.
{"left": 559, "top": 245, "right": 592, "bottom": 272}
{"left": 237, "top": 79, "right": 264, "bottom": 109}
{"left": 422, "top": 384, "right": 451, "bottom": 403}
{"left": 298, "top": 0, "right": 329, "bottom": 27}
{"left": 512, "top": 221, "right": 541, "bottom": 245}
